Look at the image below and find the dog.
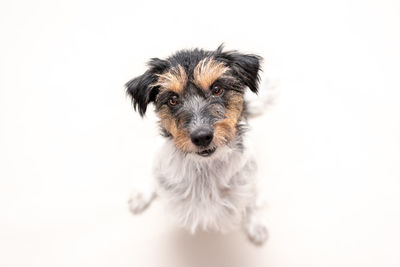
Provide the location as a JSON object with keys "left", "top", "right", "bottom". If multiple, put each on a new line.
{"left": 126, "top": 45, "right": 268, "bottom": 245}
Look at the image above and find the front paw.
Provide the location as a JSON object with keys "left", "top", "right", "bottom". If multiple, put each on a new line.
{"left": 128, "top": 189, "right": 154, "bottom": 215}
{"left": 245, "top": 222, "right": 268, "bottom": 246}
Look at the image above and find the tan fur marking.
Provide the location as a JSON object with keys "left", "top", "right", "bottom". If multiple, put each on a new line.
{"left": 158, "top": 106, "right": 195, "bottom": 152}
{"left": 153, "top": 65, "right": 187, "bottom": 94}
{"left": 193, "top": 58, "right": 229, "bottom": 90}
{"left": 214, "top": 93, "right": 244, "bottom": 146}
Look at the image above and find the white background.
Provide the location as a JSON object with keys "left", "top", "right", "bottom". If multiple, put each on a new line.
{"left": 1, "top": 0, "right": 399, "bottom": 266}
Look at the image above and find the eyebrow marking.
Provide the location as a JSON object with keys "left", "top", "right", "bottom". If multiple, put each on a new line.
{"left": 153, "top": 65, "right": 187, "bottom": 94}
{"left": 193, "top": 57, "right": 230, "bottom": 90}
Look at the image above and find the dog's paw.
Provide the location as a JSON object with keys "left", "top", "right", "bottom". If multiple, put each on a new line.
{"left": 128, "top": 189, "right": 154, "bottom": 215}
{"left": 245, "top": 222, "right": 268, "bottom": 246}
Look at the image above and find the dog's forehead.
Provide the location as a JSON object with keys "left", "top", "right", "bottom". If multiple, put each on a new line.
{"left": 167, "top": 49, "right": 211, "bottom": 74}
{"left": 155, "top": 50, "right": 229, "bottom": 94}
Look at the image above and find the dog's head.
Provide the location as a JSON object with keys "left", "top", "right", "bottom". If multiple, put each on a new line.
{"left": 126, "top": 45, "right": 262, "bottom": 157}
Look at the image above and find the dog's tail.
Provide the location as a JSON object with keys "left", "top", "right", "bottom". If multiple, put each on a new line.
{"left": 245, "top": 77, "right": 279, "bottom": 118}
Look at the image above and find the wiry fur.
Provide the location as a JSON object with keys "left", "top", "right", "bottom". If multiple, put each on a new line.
{"left": 126, "top": 45, "right": 268, "bottom": 245}
{"left": 154, "top": 132, "right": 256, "bottom": 233}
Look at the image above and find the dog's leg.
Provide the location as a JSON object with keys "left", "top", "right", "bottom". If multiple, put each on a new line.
{"left": 243, "top": 199, "right": 268, "bottom": 245}
{"left": 128, "top": 184, "right": 157, "bottom": 215}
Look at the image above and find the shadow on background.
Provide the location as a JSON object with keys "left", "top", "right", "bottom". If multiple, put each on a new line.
{"left": 160, "top": 228, "right": 268, "bottom": 267}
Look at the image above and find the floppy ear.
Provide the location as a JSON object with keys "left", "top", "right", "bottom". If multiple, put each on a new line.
{"left": 216, "top": 47, "right": 262, "bottom": 93}
{"left": 126, "top": 58, "right": 170, "bottom": 116}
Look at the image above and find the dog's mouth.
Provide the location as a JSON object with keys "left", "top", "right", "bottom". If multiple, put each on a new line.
{"left": 196, "top": 147, "right": 216, "bottom": 157}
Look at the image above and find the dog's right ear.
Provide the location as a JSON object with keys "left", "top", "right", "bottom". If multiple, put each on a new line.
{"left": 214, "top": 45, "right": 262, "bottom": 94}
{"left": 126, "top": 58, "right": 170, "bottom": 116}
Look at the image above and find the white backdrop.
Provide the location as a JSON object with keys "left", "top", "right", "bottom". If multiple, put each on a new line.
{"left": 1, "top": 0, "right": 399, "bottom": 266}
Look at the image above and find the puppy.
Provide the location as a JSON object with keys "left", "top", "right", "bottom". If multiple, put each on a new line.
{"left": 126, "top": 45, "right": 267, "bottom": 245}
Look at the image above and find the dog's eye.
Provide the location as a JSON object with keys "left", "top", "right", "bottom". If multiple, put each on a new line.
{"left": 168, "top": 95, "right": 179, "bottom": 106}
{"left": 211, "top": 85, "right": 224, "bottom": 96}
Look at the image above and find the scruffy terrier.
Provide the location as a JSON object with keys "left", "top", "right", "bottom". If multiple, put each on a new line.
{"left": 126, "top": 45, "right": 268, "bottom": 245}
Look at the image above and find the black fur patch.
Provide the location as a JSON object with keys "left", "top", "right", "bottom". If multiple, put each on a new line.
{"left": 126, "top": 58, "right": 170, "bottom": 116}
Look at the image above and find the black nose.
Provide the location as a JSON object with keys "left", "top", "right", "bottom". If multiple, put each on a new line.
{"left": 190, "top": 128, "right": 213, "bottom": 147}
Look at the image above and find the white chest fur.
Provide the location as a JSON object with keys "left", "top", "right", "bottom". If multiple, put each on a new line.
{"left": 153, "top": 139, "right": 257, "bottom": 233}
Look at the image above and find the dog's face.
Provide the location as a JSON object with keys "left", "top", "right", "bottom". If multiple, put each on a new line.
{"left": 126, "top": 46, "right": 261, "bottom": 157}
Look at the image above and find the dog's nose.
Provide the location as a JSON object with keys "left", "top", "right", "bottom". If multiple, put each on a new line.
{"left": 190, "top": 128, "right": 213, "bottom": 147}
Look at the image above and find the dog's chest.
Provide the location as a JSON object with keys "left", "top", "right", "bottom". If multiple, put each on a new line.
{"left": 154, "top": 142, "right": 257, "bottom": 232}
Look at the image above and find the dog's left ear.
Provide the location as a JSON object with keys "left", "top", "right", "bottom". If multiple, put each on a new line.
{"left": 216, "top": 48, "right": 262, "bottom": 93}
{"left": 126, "top": 58, "right": 170, "bottom": 116}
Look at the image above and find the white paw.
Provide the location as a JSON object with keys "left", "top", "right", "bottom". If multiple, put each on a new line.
{"left": 246, "top": 223, "right": 268, "bottom": 246}
{"left": 128, "top": 189, "right": 154, "bottom": 215}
